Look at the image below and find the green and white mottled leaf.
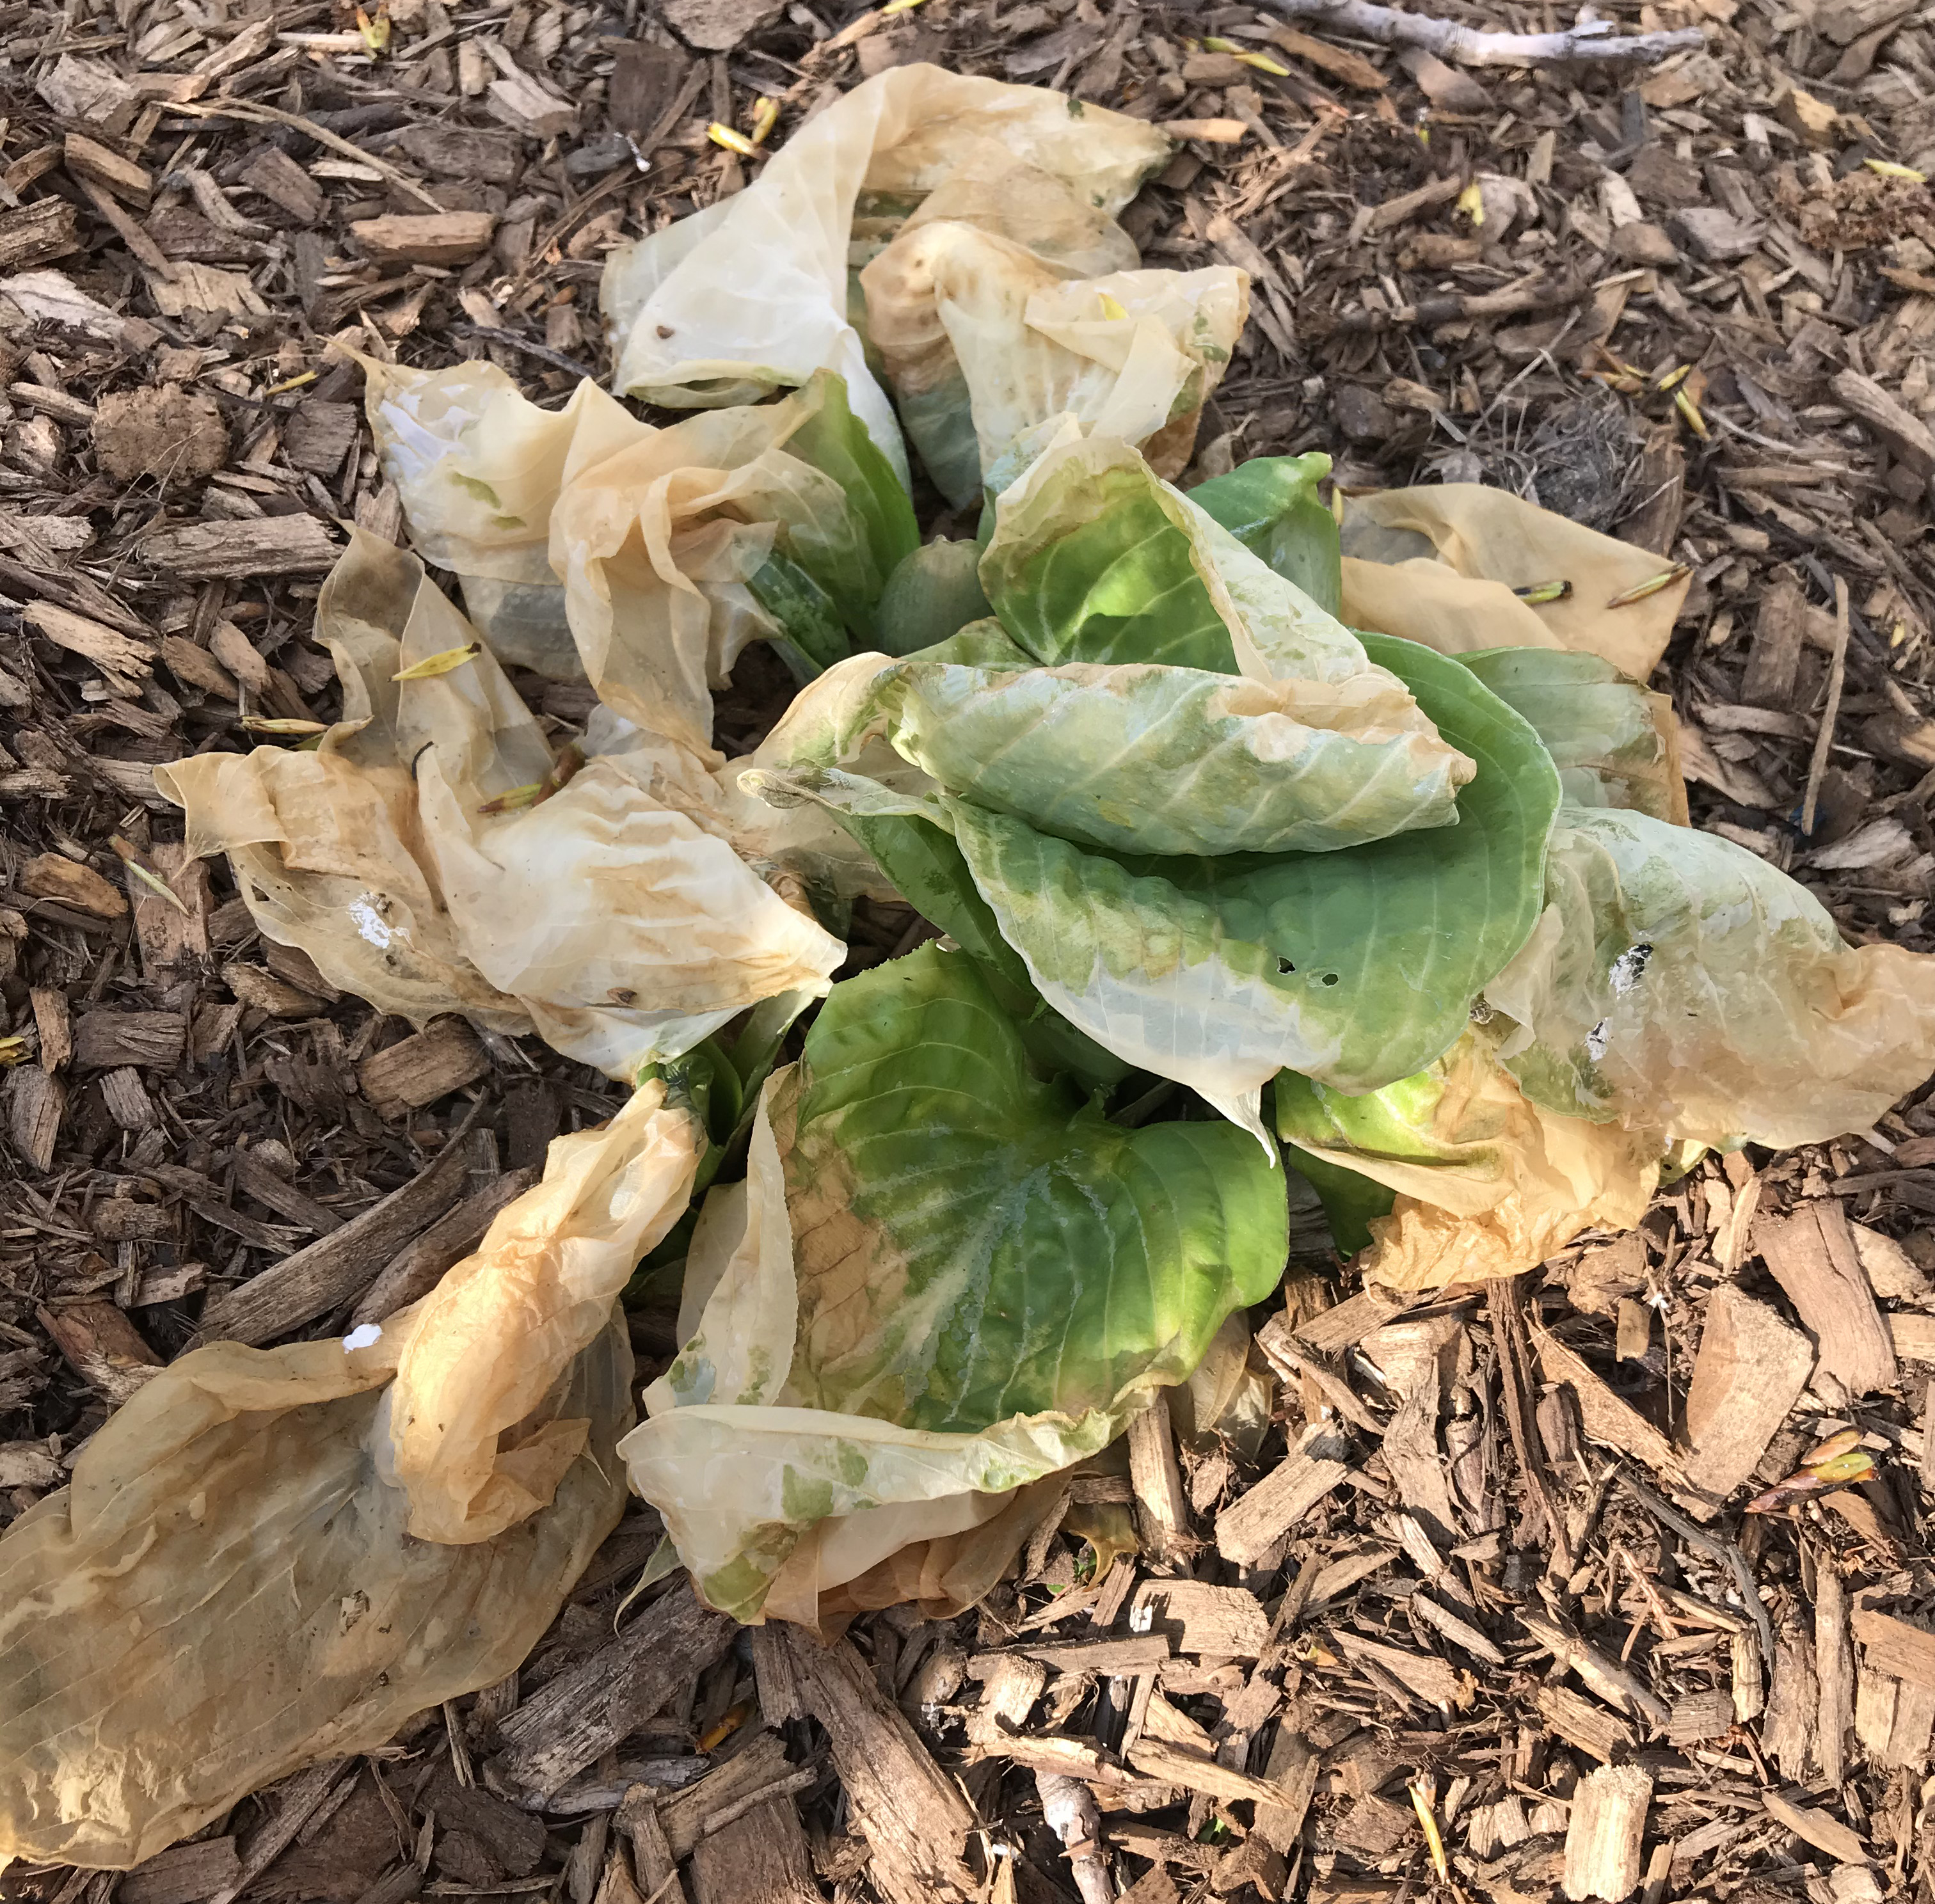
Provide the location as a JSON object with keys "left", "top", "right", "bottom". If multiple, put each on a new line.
{"left": 1190, "top": 452, "right": 1342, "bottom": 619}
{"left": 943, "top": 635, "right": 1561, "bottom": 1143}
{"left": 619, "top": 943, "right": 1286, "bottom": 1618}
{"left": 1486, "top": 804, "right": 1935, "bottom": 1148}
{"left": 881, "top": 654, "right": 1472, "bottom": 856}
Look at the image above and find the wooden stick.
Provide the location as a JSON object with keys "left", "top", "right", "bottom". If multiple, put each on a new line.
{"left": 1801, "top": 575, "right": 1850, "bottom": 836}
{"left": 1563, "top": 1765, "right": 1653, "bottom": 1902}
{"left": 1252, "top": 0, "right": 1706, "bottom": 67}
{"left": 1035, "top": 1773, "right": 1113, "bottom": 1904}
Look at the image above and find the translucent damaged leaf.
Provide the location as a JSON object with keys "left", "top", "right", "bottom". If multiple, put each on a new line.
{"left": 551, "top": 373, "right": 912, "bottom": 752}
{"left": 601, "top": 63, "right": 1170, "bottom": 477}
{"left": 1485, "top": 804, "right": 1935, "bottom": 1149}
{"left": 356, "top": 353, "right": 646, "bottom": 676}
{"left": 1458, "top": 647, "right": 1687, "bottom": 824}
{"left": 1274, "top": 1033, "right": 1664, "bottom": 1289}
{"left": 161, "top": 534, "right": 847, "bottom": 1082}
{"left": 936, "top": 635, "right": 1558, "bottom": 1143}
{"left": 155, "top": 534, "right": 539, "bottom": 1035}
{"left": 981, "top": 434, "right": 1405, "bottom": 702}
{"left": 1189, "top": 452, "right": 1343, "bottom": 620}
{"left": 1338, "top": 484, "right": 1685, "bottom": 681}
{"left": 875, "top": 537, "right": 992, "bottom": 654}
{"left": 854, "top": 151, "right": 1142, "bottom": 507}
{"left": 620, "top": 944, "right": 1286, "bottom": 1622}
{"left": 388, "top": 1079, "right": 705, "bottom": 1542}
{"left": 0, "top": 1317, "right": 632, "bottom": 1869}
{"left": 861, "top": 216, "right": 1245, "bottom": 505}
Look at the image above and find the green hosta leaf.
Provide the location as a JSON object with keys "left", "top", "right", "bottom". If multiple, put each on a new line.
{"left": 619, "top": 943, "right": 1286, "bottom": 1620}
{"left": 1458, "top": 647, "right": 1682, "bottom": 821}
{"left": 783, "top": 944, "right": 1289, "bottom": 1430}
{"left": 746, "top": 763, "right": 1133, "bottom": 1097}
{"left": 875, "top": 538, "right": 992, "bottom": 655}
{"left": 978, "top": 435, "right": 1371, "bottom": 688}
{"left": 782, "top": 369, "right": 920, "bottom": 588}
{"left": 747, "top": 548, "right": 849, "bottom": 676}
{"left": 1486, "top": 804, "right": 1935, "bottom": 1148}
{"left": 884, "top": 653, "right": 1470, "bottom": 857}
{"left": 1282, "top": 1149, "right": 1393, "bottom": 1257}
{"left": 943, "top": 634, "right": 1561, "bottom": 1143}
{"left": 1190, "top": 452, "right": 1342, "bottom": 619}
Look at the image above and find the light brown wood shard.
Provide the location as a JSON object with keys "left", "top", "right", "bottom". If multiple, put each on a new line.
{"left": 783, "top": 1631, "right": 978, "bottom": 1904}
{"left": 1534, "top": 1685, "right": 1637, "bottom": 1763}
{"left": 1563, "top": 1764, "right": 1652, "bottom": 1901}
{"left": 1520, "top": 1612, "right": 1670, "bottom": 1729}
{"left": 1762, "top": 1621, "right": 1817, "bottom": 1780}
{"left": 689, "top": 1797, "right": 819, "bottom": 1904}
{"left": 1215, "top": 1427, "right": 1352, "bottom": 1566}
{"left": 22, "top": 850, "right": 130, "bottom": 919}
{"left": 1761, "top": 1789, "right": 1868, "bottom": 1863}
{"left": 493, "top": 1582, "right": 736, "bottom": 1800}
{"left": 1680, "top": 1284, "right": 1815, "bottom": 1512}
{"left": 22, "top": 602, "right": 155, "bottom": 688}
{"left": 351, "top": 210, "right": 498, "bottom": 266}
{"left": 1253, "top": 1724, "right": 1319, "bottom": 1855}
{"left": 38, "top": 1298, "right": 161, "bottom": 1402}
{"left": 1124, "top": 1738, "right": 1286, "bottom": 1806}
{"left": 1127, "top": 1580, "right": 1270, "bottom": 1659}
{"left": 359, "top": 1018, "right": 491, "bottom": 1118}
{"left": 141, "top": 514, "right": 341, "bottom": 578}
{"left": 119, "top": 1834, "right": 243, "bottom": 1904}
{"left": 351, "top": 1168, "right": 538, "bottom": 1324}
{"left": 1756, "top": 1202, "right": 1897, "bottom": 1397}
{"left": 1127, "top": 1392, "right": 1193, "bottom": 1565}
{"left": 7, "top": 1065, "right": 64, "bottom": 1171}
{"left": 1537, "top": 1333, "right": 1680, "bottom": 1478}
{"left": 1333, "top": 1631, "right": 1474, "bottom": 1711}
{"left": 1852, "top": 1603, "right": 1935, "bottom": 1689}
{"left": 1817, "top": 1559, "right": 1853, "bottom": 1785}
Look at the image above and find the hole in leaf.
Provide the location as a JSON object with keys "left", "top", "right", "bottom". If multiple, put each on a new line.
{"left": 1276, "top": 956, "right": 1295, "bottom": 975}
{"left": 1321, "top": 972, "right": 1339, "bottom": 987}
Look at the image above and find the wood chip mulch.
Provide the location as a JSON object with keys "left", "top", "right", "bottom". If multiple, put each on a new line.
{"left": 3, "top": 0, "right": 1935, "bottom": 1900}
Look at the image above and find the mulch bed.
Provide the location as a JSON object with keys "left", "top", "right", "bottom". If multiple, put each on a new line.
{"left": 3, "top": 0, "right": 1935, "bottom": 1900}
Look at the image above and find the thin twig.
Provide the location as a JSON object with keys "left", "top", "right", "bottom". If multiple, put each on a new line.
{"left": 454, "top": 324, "right": 596, "bottom": 380}
{"left": 1801, "top": 574, "right": 1850, "bottom": 836}
{"left": 1248, "top": 0, "right": 1707, "bottom": 67}
{"left": 1612, "top": 1465, "right": 1775, "bottom": 1665}
{"left": 170, "top": 99, "right": 445, "bottom": 212}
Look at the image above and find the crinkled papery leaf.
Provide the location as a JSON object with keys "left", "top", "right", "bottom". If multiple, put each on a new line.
{"left": 1458, "top": 647, "right": 1685, "bottom": 823}
{"left": 601, "top": 64, "right": 1171, "bottom": 480}
{"left": 1273, "top": 1033, "right": 1664, "bottom": 1288}
{"left": 1338, "top": 484, "right": 1687, "bottom": 681}
{"left": 0, "top": 1318, "right": 632, "bottom": 1869}
{"left": 162, "top": 533, "right": 848, "bottom": 1083}
{"left": 1189, "top": 452, "right": 1343, "bottom": 619}
{"left": 939, "top": 635, "right": 1560, "bottom": 1142}
{"left": 618, "top": 943, "right": 1286, "bottom": 1620}
{"left": 387, "top": 1080, "right": 704, "bottom": 1543}
{"left": 356, "top": 354, "right": 645, "bottom": 676}
{"left": 549, "top": 372, "right": 907, "bottom": 750}
{"left": 861, "top": 219, "right": 1245, "bottom": 505}
{"left": 1485, "top": 804, "right": 1935, "bottom": 1148}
